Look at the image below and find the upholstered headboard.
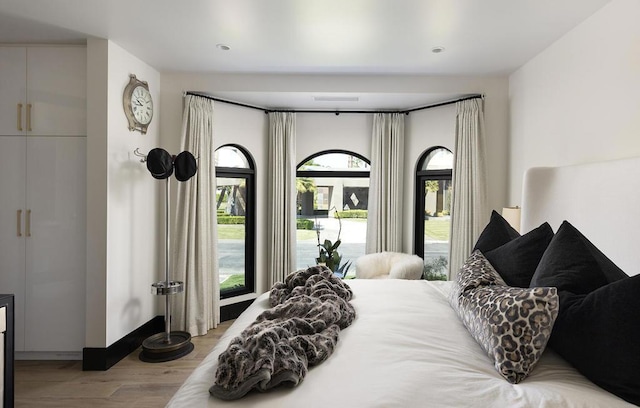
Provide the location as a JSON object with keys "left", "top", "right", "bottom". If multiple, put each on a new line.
{"left": 521, "top": 157, "right": 640, "bottom": 276}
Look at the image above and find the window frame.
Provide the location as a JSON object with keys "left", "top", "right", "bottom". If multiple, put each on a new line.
{"left": 414, "top": 146, "right": 453, "bottom": 260}
{"left": 215, "top": 144, "right": 256, "bottom": 299}
{"left": 297, "top": 149, "right": 370, "bottom": 179}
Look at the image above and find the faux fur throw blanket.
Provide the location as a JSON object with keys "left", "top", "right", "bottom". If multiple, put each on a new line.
{"left": 209, "top": 265, "right": 356, "bottom": 401}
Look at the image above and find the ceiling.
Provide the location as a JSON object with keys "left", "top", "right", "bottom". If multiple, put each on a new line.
{"left": 0, "top": 0, "right": 611, "bottom": 109}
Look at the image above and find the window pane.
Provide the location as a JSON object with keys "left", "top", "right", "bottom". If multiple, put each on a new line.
{"left": 296, "top": 151, "right": 370, "bottom": 278}
{"left": 217, "top": 177, "right": 247, "bottom": 292}
{"left": 296, "top": 176, "right": 368, "bottom": 276}
{"left": 215, "top": 145, "right": 250, "bottom": 168}
{"left": 421, "top": 148, "right": 453, "bottom": 171}
{"left": 423, "top": 178, "right": 451, "bottom": 280}
{"left": 299, "top": 153, "right": 370, "bottom": 172}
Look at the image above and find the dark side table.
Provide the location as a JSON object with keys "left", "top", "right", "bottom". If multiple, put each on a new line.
{"left": 0, "top": 294, "right": 14, "bottom": 408}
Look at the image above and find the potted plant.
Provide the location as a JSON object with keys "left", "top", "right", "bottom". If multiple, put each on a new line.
{"left": 315, "top": 210, "right": 352, "bottom": 278}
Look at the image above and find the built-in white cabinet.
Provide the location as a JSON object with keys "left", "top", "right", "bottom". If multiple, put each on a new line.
{"left": 0, "top": 46, "right": 86, "bottom": 136}
{"left": 0, "top": 45, "right": 86, "bottom": 356}
{"left": 0, "top": 137, "right": 86, "bottom": 354}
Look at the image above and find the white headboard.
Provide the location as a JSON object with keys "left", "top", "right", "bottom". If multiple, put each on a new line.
{"left": 521, "top": 157, "right": 640, "bottom": 276}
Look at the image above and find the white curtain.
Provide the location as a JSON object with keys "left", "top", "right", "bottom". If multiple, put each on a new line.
{"left": 449, "top": 98, "right": 488, "bottom": 279}
{"left": 267, "top": 112, "right": 297, "bottom": 286}
{"left": 173, "top": 95, "right": 219, "bottom": 336}
{"left": 366, "top": 113, "right": 405, "bottom": 254}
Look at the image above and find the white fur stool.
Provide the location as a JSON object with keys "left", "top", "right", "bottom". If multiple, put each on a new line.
{"left": 355, "top": 252, "right": 424, "bottom": 280}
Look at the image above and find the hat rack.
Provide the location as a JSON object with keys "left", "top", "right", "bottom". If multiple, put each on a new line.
{"left": 133, "top": 147, "right": 200, "bottom": 162}
{"left": 133, "top": 147, "right": 148, "bottom": 162}
{"left": 135, "top": 147, "right": 195, "bottom": 363}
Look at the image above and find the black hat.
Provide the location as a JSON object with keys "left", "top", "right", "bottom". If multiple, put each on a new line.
{"left": 174, "top": 151, "right": 198, "bottom": 182}
{"left": 146, "top": 148, "right": 174, "bottom": 179}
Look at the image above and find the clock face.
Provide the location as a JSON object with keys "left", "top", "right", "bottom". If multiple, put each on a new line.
{"left": 131, "top": 85, "right": 153, "bottom": 125}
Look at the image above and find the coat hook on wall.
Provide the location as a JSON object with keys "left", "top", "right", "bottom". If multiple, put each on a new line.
{"left": 133, "top": 148, "right": 148, "bottom": 162}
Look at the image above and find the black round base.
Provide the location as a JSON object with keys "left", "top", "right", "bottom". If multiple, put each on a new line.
{"left": 139, "top": 331, "right": 194, "bottom": 363}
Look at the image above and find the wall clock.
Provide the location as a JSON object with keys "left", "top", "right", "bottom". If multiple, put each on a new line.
{"left": 123, "top": 74, "right": 153, "bottom": 134}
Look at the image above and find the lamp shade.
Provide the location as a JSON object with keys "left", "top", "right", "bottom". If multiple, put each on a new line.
{"left": 502, "top": 206, "right": 521, "bottom": 233}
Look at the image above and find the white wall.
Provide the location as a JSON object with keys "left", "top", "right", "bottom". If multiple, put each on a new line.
{"left": 508, "top": 0, "right": 640, "bottom": 204}
{"left": 86, "top": 39, "right": 162, "bottom": 347}
{"left": 161, "top": 73, "right": 508, "bottom": 296}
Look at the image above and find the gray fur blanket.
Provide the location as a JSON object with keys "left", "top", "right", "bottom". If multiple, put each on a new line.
{"left": 209, "top": 265, "right": 356, "bottom": 400}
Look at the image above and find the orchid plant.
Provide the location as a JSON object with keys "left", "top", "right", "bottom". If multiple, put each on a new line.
{"left": 315, "top": 209, "right": 352, "bottom": 278}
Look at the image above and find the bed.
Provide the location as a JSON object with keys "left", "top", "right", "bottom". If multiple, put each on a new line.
{"left": 167, "top": 157, "right": 640, "bottom": 407}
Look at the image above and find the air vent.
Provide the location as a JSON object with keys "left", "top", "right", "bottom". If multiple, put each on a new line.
{"left": 313, "top": 96, "right": 359, "bottom": 102}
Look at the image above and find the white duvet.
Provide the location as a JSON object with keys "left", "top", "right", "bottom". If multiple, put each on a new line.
{"left": 167, "top": 279, "right": 632, "bottom": 408}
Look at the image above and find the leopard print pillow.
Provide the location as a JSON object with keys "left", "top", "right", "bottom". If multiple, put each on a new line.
{"left": 448, "top": 250, "right": 507, "bottom": 314}
{"left": 450, "top": 251, "right": 559, "bottom": 384}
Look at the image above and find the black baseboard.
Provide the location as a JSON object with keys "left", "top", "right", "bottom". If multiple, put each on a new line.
{"left": 82, "top": 315, "right": 164, "bottom": 371}
{"left": 220, "top": 300, "right": 253, "bottom": 322}
{"left": 82, "top": 301, "right": 253, "bottom": 370}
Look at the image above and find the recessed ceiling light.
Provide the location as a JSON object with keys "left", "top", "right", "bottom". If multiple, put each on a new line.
{"left": 431, "top": 46, "right": 445, "bottom": 53}
{"left": 216, "top": 44, "right": 231, "bottom": 51}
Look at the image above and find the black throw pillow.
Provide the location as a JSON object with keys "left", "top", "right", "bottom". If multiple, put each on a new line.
{"left": 473, "top": 210, "right": 520, "bottom": 254}
{"left": 483, "top": 222, "right": 553, "bottom": 288}
{"left": 530, "top": 221, "right": 628, "bottom": 294}
{"left": 550, "top": 277, "right": 640, "bottom": 406}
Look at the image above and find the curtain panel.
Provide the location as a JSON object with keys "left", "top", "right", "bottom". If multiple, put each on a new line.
{"left": 267, "top": 112, "right": 297, "bottom": 286}
{"left": 173, "top": 95, "right": 219, "bottom": 336}
{"left": 449, "top": 98, "right": 488, "bottom": 279}
{"left": 366, "top": 112, "right": 405, "bottom": 254}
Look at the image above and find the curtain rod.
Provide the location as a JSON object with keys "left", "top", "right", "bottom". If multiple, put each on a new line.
{"left": 184, "top": 91, "right": 483, "bottom": 115}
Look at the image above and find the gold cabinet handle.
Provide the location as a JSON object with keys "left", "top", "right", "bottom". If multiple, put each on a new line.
{"left": 26, "top": 209, "right": 31, "bottom": 237}
{"left": 17, "top": 103, "right": 23, "bottom": 131}
{"left": 27, "top": 103, "right": 32, "bottom": 132}
{"left": 17, "top": 210, "right": 22, "bottom": 237}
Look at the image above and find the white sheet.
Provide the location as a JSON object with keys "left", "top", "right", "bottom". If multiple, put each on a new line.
{"left": 167, "top": 279, "right": 632, "bottom": 407}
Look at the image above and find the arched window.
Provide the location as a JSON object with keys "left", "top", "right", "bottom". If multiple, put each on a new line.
{"left": 215, "top": 145, "right": 255, "bottom": 298}
{"left": 414, "top": 147, "right": 453, "bottom": 280}
{"left": 296, "top": 150, "right": 370, "bottom": 277}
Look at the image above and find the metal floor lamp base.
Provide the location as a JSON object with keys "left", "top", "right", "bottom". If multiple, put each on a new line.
{"left": 139, "top": 331, "right": 194, "bottom": 363}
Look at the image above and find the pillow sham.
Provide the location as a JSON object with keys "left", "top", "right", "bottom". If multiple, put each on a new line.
{"left": 530, "top": 220, "right": 628, "bottom": 293}
{"left": 483, "top": 222, "right": 554, "bottom": 288}
{"left": 550, "top": 277, "right": 640, "bottom": 406}
{"left": 473, "top": 210, "right": 520, "bottom": 254}
{"left": 449, "top": 251, "right": 559, "bottom": 384}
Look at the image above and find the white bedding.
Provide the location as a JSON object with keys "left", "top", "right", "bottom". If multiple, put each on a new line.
{"left": 167, "top": 279, "right": 632, "bottom": 408}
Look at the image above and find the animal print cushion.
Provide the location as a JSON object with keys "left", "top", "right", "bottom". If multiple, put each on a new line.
{"left": 448, "top": 250, "right": 507, "bottom": 315}
{"left": 449, "top": 250, "right": 559, "bottom": 383}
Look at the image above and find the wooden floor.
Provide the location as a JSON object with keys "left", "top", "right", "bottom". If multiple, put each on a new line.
{"left": 14, "top": 320, "right": 233, "bottom": 408}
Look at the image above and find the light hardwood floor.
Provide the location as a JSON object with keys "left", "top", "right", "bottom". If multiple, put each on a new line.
{"left": 14, "top": 320, "right": 233, "bottom": 408}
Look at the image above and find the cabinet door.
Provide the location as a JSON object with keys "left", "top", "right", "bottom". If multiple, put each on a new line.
{"left": 24, "top": 137, "right": 86, "bottom": 352}
{"left": 0, "top": 137, "right": 26, "bottom": 351}
{"left": 0, "top": 48, "right": 27, "bottom": 136}
{"left": 26, "top": 47, "right": 86, "bottom": 136}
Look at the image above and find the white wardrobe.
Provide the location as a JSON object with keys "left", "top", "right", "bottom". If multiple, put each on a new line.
{"left": 0, "top": 46, "right": 86, "bottom": 357}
